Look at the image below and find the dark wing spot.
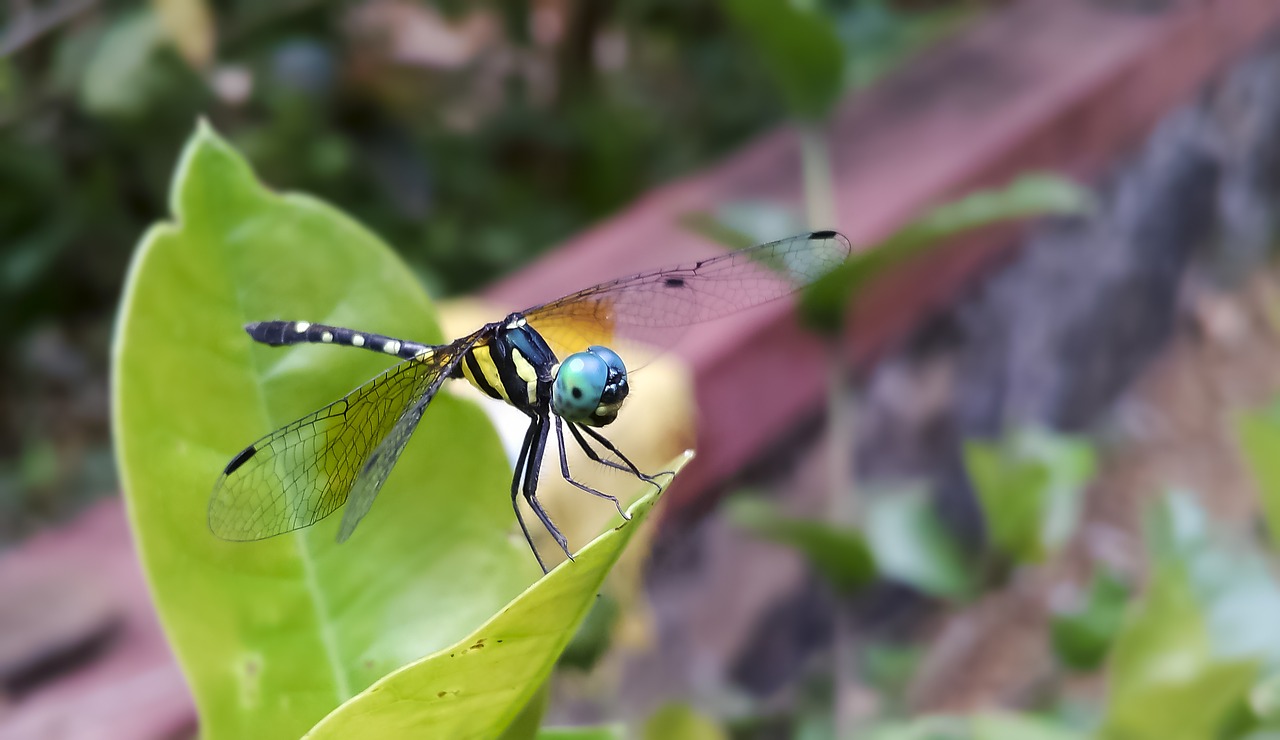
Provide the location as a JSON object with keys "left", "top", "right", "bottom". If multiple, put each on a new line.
{"left": 663, "top": 277, "right": 686, "bottom": 288}
{"left": 810, "top": 230, "right": 838, "bottom": 239}
{"left": 224, "top": 445, "right": 257, "bottom": 475}
{"left": 572, "top": 387, "right": 582, "bottom": 398}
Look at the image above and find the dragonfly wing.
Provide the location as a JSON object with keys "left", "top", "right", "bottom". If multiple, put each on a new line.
{"left": 208, "top": 332, "right": 481, "bottom": 541}
{"left": 335, "top": 338, "right": 475, "bottom": 541}
{"left": 523, "top": 231, "right": 851, "bottom": 359}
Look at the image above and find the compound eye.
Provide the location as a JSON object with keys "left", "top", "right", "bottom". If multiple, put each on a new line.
{"left": 552, "top": 352, "right": 609, "bottom": 424}
{"left": 587, "top": 345, "right": 627, "bottom": 380}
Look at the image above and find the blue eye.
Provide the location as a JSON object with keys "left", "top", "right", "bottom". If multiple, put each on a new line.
{"left": 552, "top": 352, "right": 609, "bottom": 424}
{"left": 587, "top": 345, "right": 626, "bottom": 379}
{"left": 553, "top": 346, "right": 630, "bottom": 426}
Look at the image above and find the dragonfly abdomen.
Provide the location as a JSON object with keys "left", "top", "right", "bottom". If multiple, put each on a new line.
{"left": 244, "top": 321, "right": 436, "bottom": 361}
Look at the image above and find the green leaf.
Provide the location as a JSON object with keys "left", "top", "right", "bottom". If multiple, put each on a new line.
{"left": 80, "top": 10, "right": 166, "bottom": 117}
{"left": 1103, "top": 566, "right": 1258, "bottom": 739}
{"left": 865, "top": 485, "right": 975, "bottom": 601}
{"left": 113, "top": 122, "right": 672, "bottom": 738}
{"left": 1143, "top": 492, "right": 1280, "bottom": 667}
{"left": 800, "top": 175, "right": 1092, "bottom": 334}
{"left": 727, "top": 496, "right": 876, "bottom": 593}
{"left": 642, "top": 703, "right": 727, "bottom": 740}
{"left": 500, "top": 685, "right": 550, "bottom": 740}
{"left": 678, "top": 202, "right": 804, "bottom": 252}
{"left": 965, "top": 428, "right": 1095, "bottom": 564}
{"left": 304, "top": 470, "right": 683, "bottom": 738}
{"left": 969, "top": 713, "right": 1090, "bottom": 740}
{"left": 864, "top": 713, "right": 1087, "bottom": 740}
{"left": 538, "top": 727, "right": 625, "bottom": 740}
{"left": 717, "top": 0, "right": 845, "bottom": 120}
{"left": 1251, "top": 672, "right": 1280, "bottom": 726}
{"left": 1235, "top": 400, "right": 1280, "bottom": 549}
{"left": 1049, "top": 568, "right": 1130, "bottom": 671}
{"left": 1102, "top": 493, "right": 1275, "bottom": 739}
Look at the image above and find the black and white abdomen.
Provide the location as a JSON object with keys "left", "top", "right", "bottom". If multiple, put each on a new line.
{"left": 244, "top": 321, "right": 435, "bottom": 361}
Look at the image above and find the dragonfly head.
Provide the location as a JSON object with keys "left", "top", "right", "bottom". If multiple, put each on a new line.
{"left": 552, "top": 345, "right": 629, "bottom": 427}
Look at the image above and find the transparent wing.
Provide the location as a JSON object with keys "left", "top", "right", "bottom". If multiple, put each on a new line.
{"left": 522, "top": 231, "right": 851, "bottom": 359}
{"left": 335, "top": 365, "right": 451, "bottom": 542}
{"left": 208, "top": 332, "right": 483, "bottom": 541}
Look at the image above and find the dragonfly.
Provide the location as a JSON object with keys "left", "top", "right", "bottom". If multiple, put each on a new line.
{"left": 209, "top": 230, "right": 852, "bottom": 573}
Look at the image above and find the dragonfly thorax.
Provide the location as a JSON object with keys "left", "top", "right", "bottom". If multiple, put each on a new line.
{"left": 552, "top": 345, "right": 629, "bottom": 427}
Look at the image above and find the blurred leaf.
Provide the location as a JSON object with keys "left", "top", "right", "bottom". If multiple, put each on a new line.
{"left": 865, "top": 713, "right": 1086, "bottom": 740}
{"left": 539, "top": 727, "right": 625, "bottom": 740}
{"left": 1252, "top": 672, "right": 1280, "bottom": 726}
{"left": 865, "top": 486, "right": 975, "bottom": 601}
{"left": 558, "top": 593, "right": 621, "bottom": 671}
{"left": 1050, "top": 569, "right": 1130, "bottom": 671}
{"left": 1103, "top": 492, "right": 1277, "bottom": 739}
{"left": 80, "top": 11, "right": 166, "bottom": 117}
{"left": 680, "top": 201, "right": 804, "bottom": 252}
{"left": 965, "top": 428, "right": 1095, "bottom": 563}
{"left": 969, "top": 713, "right": 1090, "bottom": 740}
{"left": 115, "top": 123, "right": 680, "bottom": 738}
{"left": 1144, "top": 492, "right": 1280, "bottom": 667}
{"left": 151, "top": 0, "right": 215, "bottom": 69}
{"left": 717, "top": 0, "right": 845, "bottom": 120}
{"left": 840, "top": 2, "right": 975, "bottom": 91}
{"left": 801, "top": 175, "right": 1092, "bottom": 334}
{"left": 1103, "top": 566, "right": 1258, "bottom": 739}
{"left": 1236, "top": 400, "right": 1280, "bottom": 549}
{"left": 727, "top": 497, "right": 876, "bottom": 593}
{"left": 305, "top": 466, "right": 681, "bottom": 738}
{"left": 643, "top": 703, "right": 727, "bottom": 740}
{"left": 861, "top": 642, "right": 923, "bottom": 696}
{"left": 19, "top": 439, "right": 58, "bottom": 490}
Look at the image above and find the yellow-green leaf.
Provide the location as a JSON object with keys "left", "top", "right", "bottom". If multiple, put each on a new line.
{"left": 113, "top": 122, "right": 555, "bottom": 737}
{"left": 305, "top": 462, "right": 686, "bottom": 738}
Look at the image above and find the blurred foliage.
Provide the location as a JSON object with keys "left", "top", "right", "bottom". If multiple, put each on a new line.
{"left": 727, "top": 495, "right": 876, "bottom": 593}
{"left": 1049, "top": 568, "right": 1130, "bottom": 672}
{"left": 0, "top": 0, "right": 980, "bottom": 539}
{"left": 965, "top": 427, "right": 1095, "bottom": 564}
{"left": 863, "top": 484, "right": 975, "bottom": 601}
{"left": 1102, "top": 491, "right": 1280, "bottom": 739}
{"left": 863, "top": 713, "right": 1088, "bottom": 740}
{"left": 643, "top": 703, "right": 728, "bottom": 740}
{"left": 1236, "top": 399, "right": 1280, "bottom": 547}
{"left": 558, "top": 592, "right": 622, "bottom": 672}
{"left": 800, "top": 174, "right": 1093, "bottom": 334}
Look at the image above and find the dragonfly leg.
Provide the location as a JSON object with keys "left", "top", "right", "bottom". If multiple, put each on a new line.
{"left": 554, "top": 418, "right": 627, "bottom": 519}
{"left": 512, "top": 418, "right": 549, "bottom": 574}
{"left": 569, "top": 423, "right": 669, "bottom": 492}
{"left": 524, "top": 416, "right": 573, "bottom": 564}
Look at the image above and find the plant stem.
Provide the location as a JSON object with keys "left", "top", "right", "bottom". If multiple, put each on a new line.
{"left": 799, "top": 123, "right": 837, "bottom": 230}
{"left": 801, "top": 117, "right": 861, "bottom": 737}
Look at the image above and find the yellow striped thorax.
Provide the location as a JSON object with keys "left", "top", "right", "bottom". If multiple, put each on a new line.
{"left": 457, "top": 316, "right": 563, "bottom": 414}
